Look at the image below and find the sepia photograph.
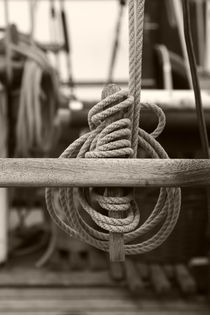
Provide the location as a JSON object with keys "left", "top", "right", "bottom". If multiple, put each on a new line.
{"left": 0, "top": 0, "right": 210, "bottom": 314}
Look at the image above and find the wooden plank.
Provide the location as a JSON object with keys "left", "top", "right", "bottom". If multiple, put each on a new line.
{"left": 140, "top": 298, "right": 209, "bottom": 311}
{"left": 0, "top": 299, "right": 140, "bottom": 312}
{"left": 101, "top": 84, "right": 125, "bottom": 262}
{"left": 137, "top": 263, "right": 149, "bottom": 281}
{"left": 0, "top": 269, "right": 116, "bottom": 287}
{"left": 1, "top": 158, "right": 210, "bottom": 187}
{"left": 0, "top": 299, "right": 209, "bottom": 313}
{"left": 149, "top": 264, "right": 172, "bottom": 296}
{"left": 174, "top": 264, "right": 197, "bottom": 296}
{"left": 109, "top": 262, "right": 125, "bottom": 281}
{"left": 0, "top": 286, "right": 209, "bottom": 314}
{"left": 0, "top": 298, "right": 209, "bottom": 312}
{"left": 0, "top": 288, "right": 129, "bottom": 299}
{"left": 125, "top": 260, "right": 145, "bottom": 296}
{"left": 108, "top": 189, "right": 125, "bottom": 262}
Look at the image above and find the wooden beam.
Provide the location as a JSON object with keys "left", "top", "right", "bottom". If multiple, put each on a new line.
{"left": 101, "top": 84, "right": 125, "bottom": 262}
{"left": 0, "top": 158, "right": 210, "bottom": 188}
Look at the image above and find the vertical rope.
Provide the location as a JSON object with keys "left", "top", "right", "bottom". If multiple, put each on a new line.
{"left": 128, "top": 0, "right": 135, "bottom": 108}
{"left": 128, "top": 0, "right": 145, "bottom": 157}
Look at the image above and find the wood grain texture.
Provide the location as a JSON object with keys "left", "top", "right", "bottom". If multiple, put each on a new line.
{"left": 0, "top": 288, "right": 129, "bottom": 299}
{"left": 1, "top": 158, "right": 210, "bottom": 187}
{"left": 0, "top": 287, "right": 209, "bottom": 314}
{"left": 0, "top": 267, "right": 209, "bottom": 314}
{"left": 108, "top": 188, "right": 125, "bottom": 262}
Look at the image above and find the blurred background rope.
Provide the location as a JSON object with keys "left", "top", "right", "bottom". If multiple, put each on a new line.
{"left": 10, "top": 40, "right": 60, "bottom": 157}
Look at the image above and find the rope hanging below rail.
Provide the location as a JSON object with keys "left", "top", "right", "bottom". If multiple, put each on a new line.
{"left": 45, "top": 0, "right": 181, "bottom": 261}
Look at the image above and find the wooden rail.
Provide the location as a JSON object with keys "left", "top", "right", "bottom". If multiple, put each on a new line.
{"left": 0, "top": 158, "right": 210, "bottom": 187}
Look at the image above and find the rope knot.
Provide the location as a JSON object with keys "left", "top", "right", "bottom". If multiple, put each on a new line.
{"left": 45, "top": 83, "right": 181, "bottom": 257}
{"left": 78, "top": 86, "right": 138, "bottom": 235}
{"left": 78, "top": 188, "right": 139, "bottom": 234}
{"left": 85, "top": 88, "right": 134, "bottom": 159}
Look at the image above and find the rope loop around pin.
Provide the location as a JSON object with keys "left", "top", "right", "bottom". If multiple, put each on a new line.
{"left": 45, "top": 87, "right": 181, "bottom": 255}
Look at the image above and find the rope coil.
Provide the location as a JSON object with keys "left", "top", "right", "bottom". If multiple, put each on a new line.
{"left": 10, "top": 41, "right": 59, "bottom": 157}
{"left": 45, "top": 86, "right": 181, "bottom": 255}
{"left": 45, "top": 0, "right": 181, "bottom": 257}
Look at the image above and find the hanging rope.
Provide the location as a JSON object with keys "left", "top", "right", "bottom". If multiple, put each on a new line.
{"left": 46, "top": 0, "right": 181, "bottom": 257}
{"left": 11, "top": 41, "right": 60, "bottom": 157}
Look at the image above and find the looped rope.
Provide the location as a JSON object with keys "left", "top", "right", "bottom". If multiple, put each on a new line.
{"left": 45, "top": 87, "right": 181, "bottom": 254}
{"left": 86, "top": 89, "right": 134, "bottom": 159}
{"left": 45, "top": 0, "right": 181, "bottom": 255}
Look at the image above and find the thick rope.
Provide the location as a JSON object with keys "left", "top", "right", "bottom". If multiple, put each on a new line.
{"left": 45, "top": 0, "right": 181, "bottom": 255}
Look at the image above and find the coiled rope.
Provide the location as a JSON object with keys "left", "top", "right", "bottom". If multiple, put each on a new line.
{"left": 11, "top": 40, "right": 59, "bottom": 157}
{"left": 46, "top": 0, "right": 181, "bottom": 256}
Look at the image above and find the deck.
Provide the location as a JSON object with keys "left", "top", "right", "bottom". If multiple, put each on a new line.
{"left": 0, "top": 267, "right": 209, "bottom": 315}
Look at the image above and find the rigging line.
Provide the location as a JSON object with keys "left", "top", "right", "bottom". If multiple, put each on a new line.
{"left": 183, "top": 0, "right": 209, "bottom": 158}
{"left": 4, "top": 0, "right": 15, "bottom": 157}
{"left": 171, "top": 0, "right": 193, "bottom": 88}
{"left": 183, "top": 0, "right": 210, "bottom": 241}
{"left": 60, "top": 0, "right": 75, "bottom": 96}
{"left": 107, "top": 0, "right": 126, "bottom": 84}
{"left": 128, "top": 0, "right": 145, "bottom": 156}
